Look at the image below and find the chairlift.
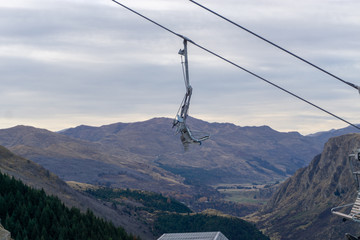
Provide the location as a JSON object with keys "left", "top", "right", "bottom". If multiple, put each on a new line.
{"left": 329, "top": 148, "right": 360, "bottom": 240}
{"left": 172, "top": 39, "right": 210, "bottom": 150}
{"left": 331, "top": 148, "right": 360, "bottom": 239}
{"left": 331, "top": 148, "right": 360, "bottom": 222}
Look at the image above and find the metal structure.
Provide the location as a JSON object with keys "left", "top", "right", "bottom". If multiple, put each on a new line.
{"left": 172, "top": 39, "right": 209, "bottom": 150}
{"left": 331, "top": 148, "right": 360, "bottom": 239}
{"left": 190, "top": 0, "right": 360, "bottom": 94}
{"left": 158, "top": 232, "right": 228, "bottom": 240}
{"left": 111, "top": 0, "right": 360, "bottom": 134}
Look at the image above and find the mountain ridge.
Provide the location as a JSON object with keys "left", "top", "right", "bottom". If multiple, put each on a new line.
{"left": 2, "top": 117, "right": 359, "bottom": 218}
{"left": 59, "top": 117, "right": 322, "bottom": 183}
{"left": 1, "top": 117, "right": 357, "bottom": 201}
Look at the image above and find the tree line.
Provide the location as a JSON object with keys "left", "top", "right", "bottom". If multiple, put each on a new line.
{"left": 86, "top": 187, "right": 192, "bottom": 213}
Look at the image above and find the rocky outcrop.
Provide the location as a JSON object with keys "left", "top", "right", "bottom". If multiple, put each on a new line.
{"left": 0, "top": 224, "right": 11, "bottom": 240}
{"left": 254, "top": 133, "right": 360, "bottom": 240}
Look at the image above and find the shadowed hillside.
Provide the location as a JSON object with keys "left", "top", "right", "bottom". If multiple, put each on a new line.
{"left": 253, "top": 133, "right": 360, "bottom": 240}
{"left": 0, "top": 145, "right": 153, "bottom": 239}
{"left": 0, "top": 171, "right": 134, "bottom": 240}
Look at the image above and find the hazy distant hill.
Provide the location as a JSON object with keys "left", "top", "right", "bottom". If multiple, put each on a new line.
{"left": 60, "top": 117, "right": 323, "bottom": 184}
{"left": 1, "top": 118, "right": 357, "bottom": 213}
{"left": 0, "top": 117, "right": 349, "bottom": 202}
{"left": 306, "top": 124, "right": 360, "bottom": 144}
{"left": 253, "top": 133, "right": 360, "bottom": 240}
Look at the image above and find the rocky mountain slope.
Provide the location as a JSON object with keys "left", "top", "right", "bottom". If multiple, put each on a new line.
{"left": 0, "top": 145, "right": 153, "bottom": 239}
{"left": 0, "top": 224, "right": 11, "bottom": 240}
{"left": 253, "top": 133, "right": 360, "bottom": 240}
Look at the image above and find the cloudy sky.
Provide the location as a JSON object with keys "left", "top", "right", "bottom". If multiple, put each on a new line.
{"left": 1, "top": 0, "right": 360, "bottom": 135}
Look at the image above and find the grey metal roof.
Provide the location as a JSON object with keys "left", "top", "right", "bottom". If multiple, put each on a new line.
{"left": 157, "top": 232, "right": 229, "bottom": 240}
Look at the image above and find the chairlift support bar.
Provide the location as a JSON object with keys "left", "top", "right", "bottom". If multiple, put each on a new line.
{"left": 183, "top": 40, "right": 190, "bottom": 90}
{"left": 178, "top": 39, "right": 192, "bottom": 122}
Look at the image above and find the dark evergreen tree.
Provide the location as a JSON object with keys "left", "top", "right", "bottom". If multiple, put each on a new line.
{"left": 0, "top": 171, "right": 135, "bottom": 240}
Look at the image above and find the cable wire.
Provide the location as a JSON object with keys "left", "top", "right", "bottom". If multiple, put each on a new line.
{"left": 111, "top": 0, "right": 360, "bottom": 131}
{"left": 189, "top": 0, "right": 360, "bottom": 91}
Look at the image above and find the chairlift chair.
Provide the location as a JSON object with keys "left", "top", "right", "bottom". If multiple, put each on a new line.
{"left": 172, "top": 39, "right": 209, "bottom": 150}
{"left": 331, "top": 148, "right": 360, "bottom": 223}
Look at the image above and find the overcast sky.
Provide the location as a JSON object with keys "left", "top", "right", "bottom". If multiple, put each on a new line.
{"left": 1, "top": 0, "right": 360, "bottom": 135}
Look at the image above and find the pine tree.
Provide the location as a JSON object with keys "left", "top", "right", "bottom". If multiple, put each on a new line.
{"left": 0, "top": 171, "right": 135, "bottom": 240}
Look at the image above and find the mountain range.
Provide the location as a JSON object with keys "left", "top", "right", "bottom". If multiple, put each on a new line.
{"left": 0, "top": 119, "right": 319, "bottom": 181}
{"left": 0, "top": 118, "right": 359, "bottom": 204}
{"left": 1, "top": 117, "right": 360, "bottom": 239}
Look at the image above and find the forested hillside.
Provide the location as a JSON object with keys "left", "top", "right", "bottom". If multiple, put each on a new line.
{"left": 0, "top": 172, "right": 135, "bottom": 240}
{"left": 0, "top": 145, "right": 153, "bottom": 239}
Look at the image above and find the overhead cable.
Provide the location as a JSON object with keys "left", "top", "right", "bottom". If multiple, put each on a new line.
{"left": 111, "top": 0, "right": 360, "bottom": 131}
{"left": 189, "top": 0, "right": 360, "bottom": 92}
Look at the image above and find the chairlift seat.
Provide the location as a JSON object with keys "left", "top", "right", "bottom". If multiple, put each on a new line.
{"left": 332, "top": 193, "right": 360, "bottom": 222}
{"left": 176, "top": 121, "right": 209, "bottom": 150}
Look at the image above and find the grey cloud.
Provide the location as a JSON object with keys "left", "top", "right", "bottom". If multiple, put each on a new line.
{"left": 1, "top": 0, "right": 360, "bottom": 134}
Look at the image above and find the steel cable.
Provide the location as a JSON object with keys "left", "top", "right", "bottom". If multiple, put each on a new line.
{"left": 111, "top": 0, "right": 360, "bottom": 131}
{"left": 189, "top": 0, "right": 359, "bottom": 91}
